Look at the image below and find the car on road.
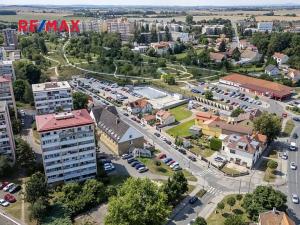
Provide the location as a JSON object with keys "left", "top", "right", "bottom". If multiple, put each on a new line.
{"left": 292, "top": 194, "right": 299, "bottom": 204}
{"left": 290, "top": 142, "right": 297, "bottom": 151}
{"left": 293, "top": 117, "right": 300, "bottom": 122}
{"left": 4, "top": 194, "right": 16, "bottom": 203}
{"left": 178, "top": 148, "right": 187, "bottom": 155}
{"left": 154, "top": 132, "right": 161, "bottom": 137}
{"left": 121, "top": 154, "right": 132, "bottom": 159}
{"left": 158, "top": 153, "right": 166, "bottom": 159}
{"left": 123, "top": 113, "right": 129, "bottom": 117}
{"left": 188, "top": 155, "right": 197, "bottom": 161}
{"left": 3, "top": 183, "right": 14, "bottom": 192}
{"left": 189, "top": 196, "right": 198, "bottom": 204}
{"left": 282, "top": 152, "right": 288, "bottom": 160}
{"left": 0, "top": 199, "right": 9, "bottom": 207}
{"left": 9, "top": 185, "right": 21, "bottom": 194}
{"left": 293, "top": 133, "right": 298, "bottom": 139}
{"left": 290, "top": 162, "right": 297, "bottom": 170}
{"left": 165, "top": 140, "right": 172, "bottom": 145}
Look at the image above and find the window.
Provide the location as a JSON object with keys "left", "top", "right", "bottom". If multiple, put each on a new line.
{"left": 230, "top": 149, "right": 236, "bottom": 154}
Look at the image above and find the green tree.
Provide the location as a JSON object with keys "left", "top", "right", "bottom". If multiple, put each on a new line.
{"left": 186, "top": 15, "right": 194, "bottom": 25}
{"left": 227, "top": 196, "right": 236, "bottom": 210}
{"left": 242, "top": 186, "right": 287, "bottom": 221}
{"left": 0, "top": 156, "right": 11, "bottom": 178}
{"left": 224, "top": 215, "right": 245, "bottom": 225}
{"left": 232, "top": 47, "right": 241, "bottom": 61}
{"left": 162, "top": 74, "right": 176, "bottom": 85}
{"left": 236, "top": 194, "right": 243, "bottom": 201}
{"left": 29, "top": 197, "right": 49, "bottom": 224}
{"left": 231, "top": 107, "right": 244, "bottom": 117}
{"left": 25, "top": 172, "right": 48, "bottom": 203}
{"left": 267, "top": 160, "right": 278, "bottom": 170}
{"left": 15, "top": 138, "right": 36, "bottom": 170}
{"left": 105, "top": 178, "right": 171, "bottom": 225}
{"left": 14, "top": 61, "right": 41, "bottom": 84}
{"left": 204, "top": 90, "right": 213, "bottom": 100}
{"left": 163, "top": 171, "right": 188, "bottom": 205}
{"left": 253, "top": 112, "right": 282, "bottom": 142}
{"left": 193, "top": 217, "right": 207, "bottom": 225}
{"left": 217, "top": 202, "right": 225, "bottom": 212}
{"left": 210, "top": 138, "right": 222, "bottom": 151}
{"left": 72, "top": 92, "right": 89, "bottom": 110}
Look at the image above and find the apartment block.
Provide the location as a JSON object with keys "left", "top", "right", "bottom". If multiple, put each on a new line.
{"left": 2, "top": 28, "right": 18, "bottom": 50}
{"left": 0, "top": 102, "right": 16, "bottom": 163}
{"left": 104, "top": 18, "right": 131, "bottom": 41}
{"left": 0, "top": 76, "right": 17, "bottom": 114}
{"left": 32, "top": 81, "right": 73, "bottom": 115}
{"left": 36, "top": 110, "right": 97, "bottom": 185}
{"left": 0, "top": 61, "right": 15, "bottom": 80}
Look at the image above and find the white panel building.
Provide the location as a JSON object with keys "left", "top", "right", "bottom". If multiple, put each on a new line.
{"left": 36, "top": 110, "right": 97, "bottom": 185}
{"left": 0, "top": 61, "right": 15, "bottom": 80}
{"left": 32, "top": 81, "right": 73, "bottom": 115}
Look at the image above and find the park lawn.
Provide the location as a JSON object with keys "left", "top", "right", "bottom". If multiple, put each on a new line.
{"left": 221, "top": 166, "right": 241, "bottom": 176}
{"left": 207, "top": 194, "right": 249, "bottom": 225}
{"left": 166, "top": 120, "right": 194, "bottom": 137}
{"left": 137, "top": 157, "right": 197, "bottom": 181}
{"left": 169, "top": 104, "right": 193, "bottom": 121}
{"left": 283, "top": 119, "right": 295, "bottom": 136}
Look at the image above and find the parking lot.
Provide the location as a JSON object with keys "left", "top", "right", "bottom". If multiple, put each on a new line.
{"left": 189, "top": 82, "right": 269, "bottom": 112}
{"left": 0, "top": 182, "right": 21, "bottom": 209}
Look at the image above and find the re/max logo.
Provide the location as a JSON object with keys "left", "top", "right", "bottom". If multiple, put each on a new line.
{"left": 18, "top": 20, "right": 80, "bottom": 33}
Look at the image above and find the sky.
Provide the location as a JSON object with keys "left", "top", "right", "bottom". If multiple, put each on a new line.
{"left": 2, "top": 0, "right": 299, "bottom": 6}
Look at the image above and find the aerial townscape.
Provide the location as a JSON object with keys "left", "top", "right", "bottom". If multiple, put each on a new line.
{"left": 1, "top": 1, "right": 300, "bottom": 225}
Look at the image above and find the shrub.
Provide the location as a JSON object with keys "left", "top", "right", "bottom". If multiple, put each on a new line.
{"left": 267, "top": 160, "right": 278, "bottom": 170}
{"left": 210, "top": 138, "right": 222, "bottom": 151}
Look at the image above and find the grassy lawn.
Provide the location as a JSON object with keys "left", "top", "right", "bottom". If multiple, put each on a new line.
{"left": 166, "top": 120, "right": 195, "bottom": 138}
{"left": 169, "top": 104, "right": 193, "bottom": 121}
{"left": 138, "top": 157, "right": 197, "bottom": 181}
{"left": 221, "top": 166, "right": 241, "bottom": 176}
{"left": 207, "top": 194, "right": 249, "bottom": 225}
{"left": 283, "top": 119, "right": 295, "bottom": 136}
{"left": 264, "top": 168, "right": 276, "bottom": 183}
{"left": 196, "top": 189, "right": 207, "bottom": 198}
{"left": 190, "top": 146, "right": 215, "bottom": 158}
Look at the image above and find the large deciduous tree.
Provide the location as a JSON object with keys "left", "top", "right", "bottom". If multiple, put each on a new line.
{"left": 105, "top": 178, "right": 171, "bottom": 225}
{"left": 25, "top": 172, "right": 48, "bottom": 203}
{"left": 15, "top": 138, "right": 36, "bottom": 170}
{"left": 72, "top": 92, "right": 89, "bottom": 110}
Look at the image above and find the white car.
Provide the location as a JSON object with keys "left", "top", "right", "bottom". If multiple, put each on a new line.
{"left": 292, "top": 194, "right": 299, "bottom": 204}
{"left": 3, "top": 183, "right": 14, "bottom": 192}
{"left": 289, "top": 142, "right": 297, "bottom": 151}
{"left": 170, "top": 162, "right": 179, "bottom": 168}
{"left": 0, "top": 199, "right": 9, "bottom": 207}
{"left": 290, "top": 162, "right": 297, "bottom": 170}
{"left": 282, "top": 152, "right": 288, "bottom": 160}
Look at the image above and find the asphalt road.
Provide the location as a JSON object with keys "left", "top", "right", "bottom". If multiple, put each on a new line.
{"left": 287, "top": 124, "right": 300, "bottom": 223}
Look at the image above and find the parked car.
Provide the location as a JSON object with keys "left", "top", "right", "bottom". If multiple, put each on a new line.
{"left": 293, "top": 117, "right": 300, "bottom": 122}
{"left": 188, "top": 156, "right": 197, "bottom": 162}
{"left": 3, "top": 183, "right": 14, "bottom": 192}
{"left": 293, "top": 133, "right": 298, "bottom": 139}
{"left": 9, "top": 185, "right": 21, "bottom": 194}
{"left": 154, "top": 132, "right": 161, "bottom": 137}
{"left": 170, "top": 162, "right": 179, "bottom": 168}
{"left": 135, "top": 164, "right": 145, "bottom": 170}
{"left": 214, "top": 156, "right": 225, "bottom": 163}
{"left": 131, "top": 161, "right": 140, "bottom": 167}
{"left": 282, "top": 152, "right": 288, "bottom": 160}
{"left": 0, "top": 199, "right": 9, "bottom": 207}
{"left": 178, "top": 148, "right": 187, "bottom": 155}
{"left": 4, "top": 194, "right": 16, "bottom": 203}
{"left": 290, "top": 142, "right": 297, "bottom": 151}
{"left": 166, "top": 160, "right": 175, "bottom": 166}
{"left": 158, "top": 153, "right": 166, "bottom": 159}
{"left": 0, "top": 182, "right": 9, "bottom": 190}
{"left": 172, "top": 165, "right": 182, "bottom": 171}
{"left": 292, "top": 194, "right": 299, "bottom": 204}
{"left": 163, "top": 158, "right": 172, "bottom": 164}
{"left": 127, "top": 158, "right": 136, "bottom": 163}
{"left": 121, "top": 154, "right": 132, "bottom": 159}
{"left": 123, "top": 113, "right": 129, "bottom": 117}
{"left": 101, "top": 159, "right": 112, "bottom": 164}
{"left": 138, "top": 167, "right": 148, "bottom": 173}
{"left": 189, "top": 196, "right": 198, "bottom": 204}
{"left": 104, "top": 163, "right": 115, "bottom": 171}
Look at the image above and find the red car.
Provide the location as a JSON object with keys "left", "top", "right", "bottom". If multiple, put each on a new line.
{"left": 0, "top": 181, "right": 9, "bottom": 190}
{"left": 4, "top": 194, "right": 16, "bottom": 203}
{"left": 158, "top": 153, "right": 166, "bottom": 159}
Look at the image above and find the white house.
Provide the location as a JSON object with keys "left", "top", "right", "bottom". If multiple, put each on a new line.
{"left": 273, "top": 52, "right": 289, "bottom": 66}
{"left": 286, "top": 69, "right": 300, "bottom": 82}
{"left": 127, "top": 98, "right": 153, "bottom": 115}
{"left": 156, "top": 110, "right": 175, "bottom": 126}
{"left": 265, "top": 64, "right": 280, "bottom": 76}
{"left": 221, "top": 133, "right": 267, "bottom": 168}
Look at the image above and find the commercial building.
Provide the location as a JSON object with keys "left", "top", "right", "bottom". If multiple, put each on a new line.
{"left": 0, "top": 61, "right": 15, "bottom": 80}
{"left": 0, "top": 76, "right": 17, "bottom": 114}
{"left": 2, "top": 28, "right": 18, "bottom": 50}
{"left": 221, "top": 133, "right": 267, "bottom": 168}
{"left": 219, "top": 73, "right": 293, "bottom": 100}
{"left": 36, "top": 110, "right": 97, "bottom": 185}
{"left": 32, "top": 81, "right": 73, "bottom": 115}
{"left": 0, "top": 101, "right": 16, "bottom": 164}
{"left": 90, "top": 105, "right": 144, "bottom": 156}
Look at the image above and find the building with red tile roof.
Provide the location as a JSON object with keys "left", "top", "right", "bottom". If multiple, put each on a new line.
{"left": 258, "top": 209, "right": 295, "bottom": 225}
{"left": 220, "top": 73, "right": 293, "bottom": 100}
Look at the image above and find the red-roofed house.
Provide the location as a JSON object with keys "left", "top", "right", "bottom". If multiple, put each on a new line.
{"left": 127, "top": 98, "right": 153, "bottom": 114}
{"left": 156, "top": 110, "right": 175, "bottom": 126}
{"left": 210, "top": 52, "right": 226, "bottom": 63}
{"left": 36, "top": 109, "right": 97, "bottom": 185}
{"left": 273, "top": 52, "right": 289, "bottom": 66}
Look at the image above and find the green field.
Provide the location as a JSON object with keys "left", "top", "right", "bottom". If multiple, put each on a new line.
{"left": 166, "top": 119, "right": 194, "bottom": 137}
{"left": 169, "top": 104, "right": 193, "bottom": 121}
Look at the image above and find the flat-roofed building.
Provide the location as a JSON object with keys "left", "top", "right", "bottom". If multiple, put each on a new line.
{"left": 32, "top": 81, "right": 73, "bottom": 115}
{"left": 0, "top": 61, "right": 15, "bottom": 80}
{"left": 2, "top": 28, "right": 18, "bottom": 50}
{"left": 36, "top": 110, "right": 97, "bottom": 185}
{"left": 0, "top": 76, "right": 16, "bottom": 114}
{"left": 0, "top": 101, "right": 16, "bottom": 164}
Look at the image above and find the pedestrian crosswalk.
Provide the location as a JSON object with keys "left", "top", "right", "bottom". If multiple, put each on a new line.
{"left": 197, "top": 168, "right": 220, "bottom": 177}
{"left": 205, "top": 186, "right": 223, "bottom": 196}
